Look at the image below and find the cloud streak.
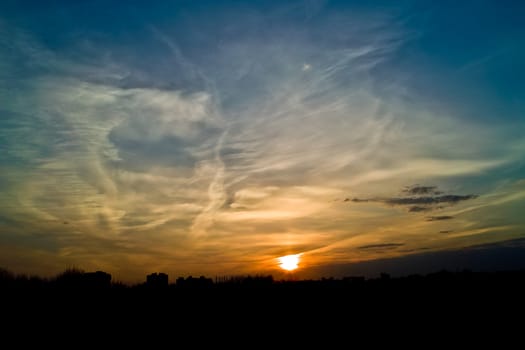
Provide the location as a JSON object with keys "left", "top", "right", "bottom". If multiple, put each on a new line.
{"left": 426, "top": 216, "right": 454, "bottom": 221}
{"left": 358, "top": 243, "right": 404, "bottom": 250}
{"left": 351, "top": 185, "right": 478, "bottom": 214}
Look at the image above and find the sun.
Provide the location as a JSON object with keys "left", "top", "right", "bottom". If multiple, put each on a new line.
{"left": 278, "top": 254, "right": 301, "bottom": 271}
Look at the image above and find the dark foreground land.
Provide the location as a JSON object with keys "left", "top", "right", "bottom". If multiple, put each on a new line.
{"left": 3, "top": 268, "right": 525, "bottom": 307}
{"left": 3, "top": 268, "right": 525, "bottom": 338}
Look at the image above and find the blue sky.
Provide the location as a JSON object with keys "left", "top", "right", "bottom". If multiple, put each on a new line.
{"left": 1, "top": 0, "right": 524, "bottom": 282}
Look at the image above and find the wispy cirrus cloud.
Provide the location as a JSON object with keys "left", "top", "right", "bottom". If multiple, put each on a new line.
{"left": 1, "top": 1, "right": 524, "bottom": 282}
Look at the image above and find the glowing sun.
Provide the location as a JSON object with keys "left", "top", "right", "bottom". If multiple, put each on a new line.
{"left": 278, "top": 254, "right": 301, "bottom": 271}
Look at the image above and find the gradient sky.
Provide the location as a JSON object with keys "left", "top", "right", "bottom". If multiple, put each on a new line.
{"left": 1, "top": 0, "right": 524, "bottom": 283}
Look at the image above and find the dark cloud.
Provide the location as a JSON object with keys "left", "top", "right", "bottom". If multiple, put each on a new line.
{"left": 440, "top": 230, "right": 453, "bottom": 234}
{"left": 409, "top": 206, "right": 432, "bottom": 212}
{"left": 350, "top": 198, "right": 369, "bottom": 203}
{"left": 426, "top": 216, "right": 454, "bottom": 221}
{"left": 358, "top": 243, "right": 404, "bottom": 250}
{"left": 400, "top": 247, "right": 430, "bottom": 253}
{"left": 403, "top": 185, "right": 442, "bottom": 195}
{"left": 350, "top": 185, "right": 477, "bottom": 214}
{"left": 385, "top": 194, "right": 477, "bottom": 206}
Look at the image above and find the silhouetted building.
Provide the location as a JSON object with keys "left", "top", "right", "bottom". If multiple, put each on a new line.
{"left": 215, "top": 275, "right": 273, "bottom": 287}
{"left": 176, "top": 275, "right": 213, "bottom": 288}
{"left": 146, "top": 272, "right": 168, "bottom": 288}
{"left": 84, "top": 271, "right": 112, "bottom": 288}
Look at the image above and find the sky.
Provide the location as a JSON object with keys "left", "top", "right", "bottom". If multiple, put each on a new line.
{"left": 1, "top": 0, "right": 524, "bottom": 283}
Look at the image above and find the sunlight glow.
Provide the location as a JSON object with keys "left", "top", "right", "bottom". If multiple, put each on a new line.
{"left": 278, "top": 254, "right": 301, "bottom": 271}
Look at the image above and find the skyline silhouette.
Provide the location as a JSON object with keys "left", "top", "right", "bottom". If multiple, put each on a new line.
{"left": 3, "top": 265, "right": 525, "bottom": 289}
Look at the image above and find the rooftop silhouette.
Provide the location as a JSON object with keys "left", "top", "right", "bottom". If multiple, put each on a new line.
{"left": 2, "top": 266, "right": 525, "bottom": 293}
